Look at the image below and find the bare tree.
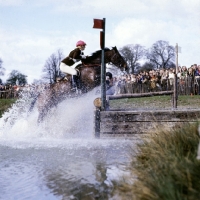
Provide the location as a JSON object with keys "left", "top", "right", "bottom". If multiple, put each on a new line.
{"left": 0, "top": 58, "right": 5, "bottom": 84}
{"left": 140, "top": 62, "right": 155, "bottom": 72}
{"left": 120, "top": 44, "right": 146, "bottom": 73}
{"left": 146, "top": 40, "right": 175, "bottom": 69}
{"left": 0, "top": 58, "right": 4, "bottom": 72}
{"left": 42, "top": 49, "right": 63, "bottom": 84}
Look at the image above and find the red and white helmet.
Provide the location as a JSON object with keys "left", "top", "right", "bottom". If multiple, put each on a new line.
{"left": 76, "top": 40, "right": 86, "bottom": 47}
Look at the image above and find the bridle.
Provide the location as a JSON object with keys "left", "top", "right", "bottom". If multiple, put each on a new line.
{"left": 109, "top": 50, "right": 126, "bottom": 70}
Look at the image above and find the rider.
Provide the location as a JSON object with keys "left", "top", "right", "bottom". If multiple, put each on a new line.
{"left": 60, "top": 40, "right": 87, "bottom": 90}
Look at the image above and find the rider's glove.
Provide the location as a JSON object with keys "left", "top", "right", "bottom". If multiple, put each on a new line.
{"left": 81, "top": 55, "right": 86, "bottom": 59}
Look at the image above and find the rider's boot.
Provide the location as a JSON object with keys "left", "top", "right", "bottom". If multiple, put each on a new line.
{"left": 71, "top": 75, "right": 77, "bottom": 91}
{"left": 71, "top": 75, "right": 81, "bottom": 92}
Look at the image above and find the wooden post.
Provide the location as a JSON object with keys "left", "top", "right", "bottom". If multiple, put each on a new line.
{"left": 171, "top": 94, "right": 174, "bottom": 108}
{"left": 173, "top": 43, "right": 178, "bottom": 108}
{"left": 106, "top": 96, "right": 110, "bottom": 111}
{"left": 94, "top": 108, "right": 101, "bottom": 138}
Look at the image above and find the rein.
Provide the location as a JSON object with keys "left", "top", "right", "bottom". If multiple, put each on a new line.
{"left": 82, "top": 63, "right": 101, "bottom": 67}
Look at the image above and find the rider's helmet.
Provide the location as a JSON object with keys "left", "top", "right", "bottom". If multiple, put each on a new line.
{"left": 76, "top": 40, "right": 86, "bottom": 47}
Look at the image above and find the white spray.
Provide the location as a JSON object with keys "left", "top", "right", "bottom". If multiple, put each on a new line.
{"left": 0, "top": 86, "right": 101, "bottom": 141}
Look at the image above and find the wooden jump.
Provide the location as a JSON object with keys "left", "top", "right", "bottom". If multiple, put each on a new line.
{"left": 94, "top": 91, "right": 200, "bottom": 138}
{"left": 96, "top": 109, "right": 200, "bottom": 138}
{"left": 107, "top": 91, "right": 173, "bottom": 100}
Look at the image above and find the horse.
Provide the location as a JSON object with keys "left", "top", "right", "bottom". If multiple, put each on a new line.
{"left": 30, "top": 46, "right": 127, "bottom": 122}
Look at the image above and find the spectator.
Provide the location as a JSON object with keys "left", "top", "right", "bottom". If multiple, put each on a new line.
{"left": 194, "top": 65, "right": 200, "bottom": 95}
{"left": 188, "top": 67, "right": 195, "bottom": 95}
{"left": 168, "top": 68, "right": 175, "bottom": 90}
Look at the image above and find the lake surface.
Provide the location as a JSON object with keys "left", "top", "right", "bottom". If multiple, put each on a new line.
{"left": 0, "top": 88, "right": 138, "bottom": 200}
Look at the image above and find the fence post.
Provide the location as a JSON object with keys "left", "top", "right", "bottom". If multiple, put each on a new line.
{"left": 94, "top": 108, "right": 101, "bottom": 138}
{"left": 174, "top": 43, "right": 178, "bottom": 108}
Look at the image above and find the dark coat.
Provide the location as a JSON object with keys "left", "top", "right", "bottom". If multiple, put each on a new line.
{"left": 61, "top": 48, "right": 84, "bottom": 66}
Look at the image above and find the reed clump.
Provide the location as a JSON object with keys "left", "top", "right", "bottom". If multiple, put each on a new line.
{"left": 113, "top": 122, "right": 200, "bottom": 200}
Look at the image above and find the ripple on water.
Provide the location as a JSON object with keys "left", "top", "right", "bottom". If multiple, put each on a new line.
{"left": 0, "top": 87, "right": 139, "bottom": 199}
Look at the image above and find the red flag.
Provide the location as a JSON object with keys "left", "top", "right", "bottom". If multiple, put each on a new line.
{"left": 93, "top": 19, "right": 104, "bottom": 29}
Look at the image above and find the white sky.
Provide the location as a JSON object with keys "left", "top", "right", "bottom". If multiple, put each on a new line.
{"left": 0, "top": 0, "right": 200, "bottom": 83}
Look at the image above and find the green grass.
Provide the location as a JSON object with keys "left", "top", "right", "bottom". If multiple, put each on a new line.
{"left": 110, "top": 95, "right": 200, "bottom": 110}
{"left": 0, "top": 95, "right": 199, "bottom": 118}
{"left": 112, "top": 122, "right": 200, "bottom": 200}
{"left": 0, "top": 99, "right": 17, "bottom": 118}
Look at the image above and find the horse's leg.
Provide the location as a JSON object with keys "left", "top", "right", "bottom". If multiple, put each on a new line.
{"left": 37, "top": 113, "right": 43, "bottom": 124}
{"left": 37, "top": 105, "right": 50, "bottom": 124}
{"left": 37, "top": 109, "right": 46, "bottom": 124}
{"left": 37, "top": 99, "right": 59, "bottom": 124}
{"left": 79, "top": 66, "right": 99, "bottom": 93}
{"left": 76, "top": 80, "right": 86, "bottom": 94}
{"left": 27, "top": 93, "right": 40, "bottom": 115}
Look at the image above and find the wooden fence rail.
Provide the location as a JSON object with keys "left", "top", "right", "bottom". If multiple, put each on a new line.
{"left": 107, "top": 91, "right": 174, "bottom": 100}
{"left": 105, "top": 91, "right": 174, "bottom": 110}
{"left": 116, "top": 76, "right": 200, "bottom": 95}
{"left": 0, "top": 90, "right": 19, "bottom": 99}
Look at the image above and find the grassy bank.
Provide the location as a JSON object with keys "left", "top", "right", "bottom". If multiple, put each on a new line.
{"left": 0, "top": 95, "right": 199, "bottom": 117}
{"left": 109, "top": 95, "right": 200, "bottom": 200}
{"left": 112, "top": 122, "right": 200, "bottom": 200}
{"left": 0, "top": 99, "right": 17, "bottom": 118}
{"left": 110, "top": 95, "right": 200, "bottom": 110}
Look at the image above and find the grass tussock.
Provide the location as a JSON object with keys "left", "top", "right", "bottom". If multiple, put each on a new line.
{"left": 113, "top": 122, "right": 200, "bottom": 200}
{"left": 0, "top": 99, "right": 16, "bottom": 118}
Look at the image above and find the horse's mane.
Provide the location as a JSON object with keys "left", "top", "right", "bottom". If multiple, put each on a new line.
{"left": 83, "top": 46, "right": 119, "bottom": 65}
{"left": 90, "top": 47, "right": 111, "bottom": 58}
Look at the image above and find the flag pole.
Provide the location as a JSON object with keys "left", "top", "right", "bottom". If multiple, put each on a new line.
{"left": 101, "top": 18, "right": 106, "bottom": 111}
{"left": 93, "top": 18, "right": 106, "bottom": 110}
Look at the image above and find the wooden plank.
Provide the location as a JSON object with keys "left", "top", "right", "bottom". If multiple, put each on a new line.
{"left": 100, "top": 121, "right": 198, "bottom": 134}
{"left": 107, "top": 91, "right": 173, "bottom": 100}
{"left": 97, "top": 110, "right": 200, "bottom": 136}
{"left": 100, "top": 121, "right": 152, "bottom": 133}
{"left": 100, "top": 110, "right": 200, "bottom": 122}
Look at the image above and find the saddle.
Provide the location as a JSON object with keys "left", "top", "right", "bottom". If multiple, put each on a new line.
{"left": 56, "top": 75, "right": 70, "bottom": 82}
{"left": 56, "top": 69, "right": 81, "bottom": 83}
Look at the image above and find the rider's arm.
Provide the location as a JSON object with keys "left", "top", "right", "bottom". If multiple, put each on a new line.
{"left": 73, "top": 49, "right": 86, "bottom": 60}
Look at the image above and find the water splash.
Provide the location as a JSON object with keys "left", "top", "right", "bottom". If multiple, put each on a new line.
{"left": 0, "top": 87, "right": 136, "bottom": 200}
{"left": 0, "top": 86, "right": 101, "bottom": 141}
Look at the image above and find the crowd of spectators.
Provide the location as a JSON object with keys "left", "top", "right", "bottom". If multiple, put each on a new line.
{"left": 0, "top": 83, "right": 53, "bottom": 99}
{"left": 1, "top": 64, "right": 200, "bottom": 99}
{"left": 0, "top": 84, "right": 20, "bottom": 98}
{"left": 106, "top": 64, "right": 200, "bottom": 96}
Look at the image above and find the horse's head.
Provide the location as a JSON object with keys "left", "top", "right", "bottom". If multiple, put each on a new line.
{"left": 106, "top": 46, "right": 128, "bottom": 72}
{"left": 83, "top": 46, "right": 128, "bottom": 72}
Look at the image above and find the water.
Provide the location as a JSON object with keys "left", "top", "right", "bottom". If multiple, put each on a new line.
{"left": 0, "top": 87, "right": 138, "bottom": 200}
